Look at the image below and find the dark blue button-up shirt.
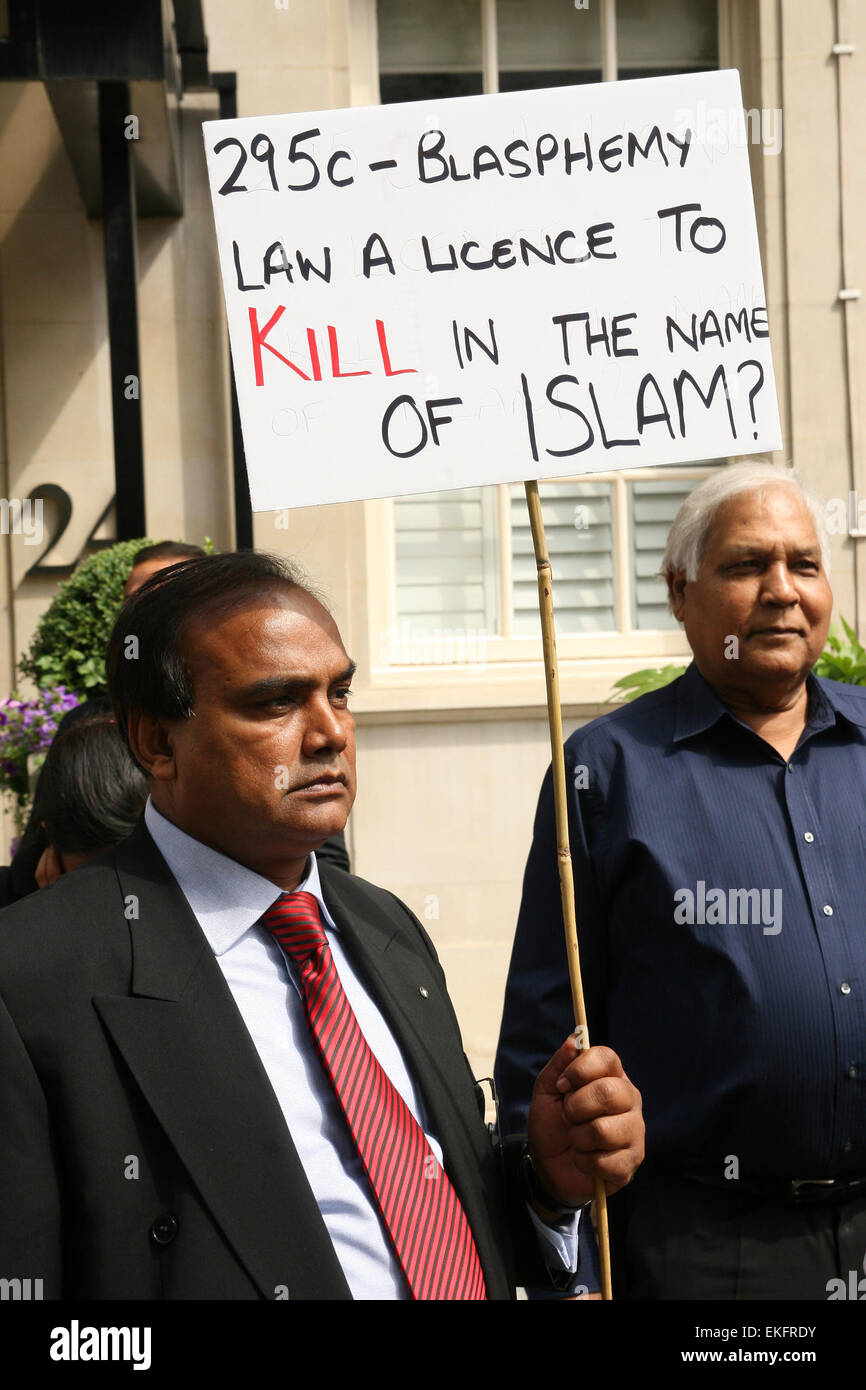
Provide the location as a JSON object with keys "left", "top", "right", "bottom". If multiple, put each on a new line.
{"left": 495, "top": 662, "right": 866, "bottom": 1180}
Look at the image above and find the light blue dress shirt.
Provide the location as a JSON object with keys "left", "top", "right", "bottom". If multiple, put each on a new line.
{"left": 144, "top": 799, "right": 578, "bottom": 1298}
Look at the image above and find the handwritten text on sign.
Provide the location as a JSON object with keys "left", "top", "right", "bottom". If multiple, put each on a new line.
{"left": 203, "top": 71, "right": 781, "bottom": 511}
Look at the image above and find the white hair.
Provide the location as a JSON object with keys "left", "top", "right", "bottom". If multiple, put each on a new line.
{"left": 662, "top": 464, "right": 829, "bottom": 610}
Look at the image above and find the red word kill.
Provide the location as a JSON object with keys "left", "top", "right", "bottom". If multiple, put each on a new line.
{"left": 249, "top": 311, "right": 416, "bottom": 387}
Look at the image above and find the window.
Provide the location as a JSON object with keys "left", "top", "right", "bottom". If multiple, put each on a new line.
{"left": 378, "top": 0, "right": 718, "bottom": 101}
{"left": 389, "top": 470, "right": 714, "bottom": 659}
{"left": 378, "top": 0, "right": 721, "bottom": 665}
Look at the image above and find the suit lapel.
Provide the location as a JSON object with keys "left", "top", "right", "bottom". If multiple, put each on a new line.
{"left": 94, "top": 822, "right": 351, "bottom": 1301}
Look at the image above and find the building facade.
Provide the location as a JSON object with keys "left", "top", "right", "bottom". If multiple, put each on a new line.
{"left": 0, "top": 0, "right": 863, "bottom": 1074}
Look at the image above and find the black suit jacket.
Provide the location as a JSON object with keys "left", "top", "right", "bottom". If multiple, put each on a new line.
{"left": 0, "top": 821, "right": 536, "bottom": 1299}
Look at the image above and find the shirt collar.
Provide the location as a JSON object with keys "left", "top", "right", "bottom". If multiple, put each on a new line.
{"left": 143, "top": 798, "right": 337, "bottom": 957}
{"left": 815, "top": 672, "right": 866, "bottom": 729}
{"left": 672, "top": 660, "right": 865, "bottom": 745}
{"left": 672, "top": 662, "right": 729, "bottom": 743}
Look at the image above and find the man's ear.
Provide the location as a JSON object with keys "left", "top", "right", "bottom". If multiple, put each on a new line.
{"left": 668, "top": 569, "right": 687, "bottom": 623}
{"left": 128, "top": 712, "right": 177, "bottom": 782}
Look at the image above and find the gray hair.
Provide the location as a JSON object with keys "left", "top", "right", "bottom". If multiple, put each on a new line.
{"left": 662, "top": 464, "right": 829, "bottom": 610}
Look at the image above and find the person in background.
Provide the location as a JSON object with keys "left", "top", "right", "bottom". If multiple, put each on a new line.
{"left": 0, "top": 704, "right": 148, "bottom": 905}
{"left": 33, "top": 713, "right": 149, "bottom": 886}
{"left": 1, "top": 696, "right": 108, "bottom": 904}
{"left": 2, "top": 542, "right": 210, "bottom": 906}
{"left": 124, "top": 541, "right": 207, "bottom": 597}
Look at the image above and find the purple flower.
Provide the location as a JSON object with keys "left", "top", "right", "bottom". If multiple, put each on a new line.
{"left": 0, "top": 685, "right": 82, "bottom": 808}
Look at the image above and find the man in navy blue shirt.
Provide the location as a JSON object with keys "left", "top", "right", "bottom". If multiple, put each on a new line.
{"left": 496, "top": 463, "right": 866, "bottom": 1299}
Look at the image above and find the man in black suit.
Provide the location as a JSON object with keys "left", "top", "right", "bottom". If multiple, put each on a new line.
{"left": 0, "top": 551, "right": 643, "bottom": 1299}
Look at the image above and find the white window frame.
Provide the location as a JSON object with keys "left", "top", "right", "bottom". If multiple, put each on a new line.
{"left": 366, "top": 466, "right": 718, "bottom": 679}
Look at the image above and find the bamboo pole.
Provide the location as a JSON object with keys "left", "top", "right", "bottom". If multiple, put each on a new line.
{"left": 524, "top": 479, "right": 613, "bottom": 1301}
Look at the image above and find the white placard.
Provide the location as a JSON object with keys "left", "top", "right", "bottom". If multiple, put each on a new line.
{"left": 203, "top": 70, "right": 781, "bottom": 512}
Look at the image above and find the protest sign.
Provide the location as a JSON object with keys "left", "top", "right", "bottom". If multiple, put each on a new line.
{"left": 203, "top": 69, "right": 781, "bottom": 513}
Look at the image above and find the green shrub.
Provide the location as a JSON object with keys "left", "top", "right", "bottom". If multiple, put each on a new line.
{"left": 19, "top": 540, "right": 156, "bottom": 696}
{"left": 813, "top": 616, "right": 866, "bottom": 685}
{"left": 20, "top": 537, "right": 218, "bottom": 698}
{"left": 608, "top": 663, "right": 689, "bottom": 703}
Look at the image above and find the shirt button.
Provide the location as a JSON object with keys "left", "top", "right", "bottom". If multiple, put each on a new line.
{"left": 848, "top": 1065, "right": 858, "bottom": 1080}
{"left": 803, "top": 832, "right": 814, "bottom": 843}
{"left": 823, "top": 905, "right": 833, "bottom": 916}
{"left": 150, "top": 1214, "right": 179, "bottom": 1246}
{"left": 841, "top": 982, "right": 852, "bottom": 995}
{"left": 786, "top": 762, "right": 794, "bottom": 773}
{"left": 844, "top": 1139, "right": 853, "bottom": 1153}
{"left": 418, "top": 986, "right": 429, "bottom": 998}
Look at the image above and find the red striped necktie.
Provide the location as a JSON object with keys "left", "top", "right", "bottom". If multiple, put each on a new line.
{"left": 262, "top": 890, "right": 487, "bottom": 1300}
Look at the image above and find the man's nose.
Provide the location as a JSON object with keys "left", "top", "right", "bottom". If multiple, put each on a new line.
{"left": 304, "top": 695, "right": 349, "bottom": 750}
{"left": 761, "top": 561, "right": 798, "bottom": 603}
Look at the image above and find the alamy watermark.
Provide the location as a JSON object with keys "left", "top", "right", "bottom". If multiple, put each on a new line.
{"left": 49, "top": 1321, "right": 151, "bottom": 1370}
{"left": 672, "top": 102, "right": 783, "bottom": 157}
{"left": 379, "top": 626, "right": 489, "bottom": 669}
{"left": 0, "top": 1276, "right": 43, "bottom": 1299}
{"left": 674, "top": 881, "right": 782, "bottom": 935}
{"left": 0, "top": 497, "right": 43, "bottom": 545}
{"left": 826, "top": 1251, "right": 866, "bottom": 1300}
{"left": 826, "top": 492, "right": 866, "bottom": 536}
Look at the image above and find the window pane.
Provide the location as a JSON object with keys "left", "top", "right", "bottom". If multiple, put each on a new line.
{"left": 394, "top": 487, "right": 499, "bottom": 639}
{"left": 499, "top": 69, "right": 600, "bottom": 92}
{"left": 629, "top": 476, "right": 701, "bottom": 630}
{"left": 378, "top": 0, "right": 482, "bottom": 74}
{"left": 497, "top": 0, "right": 717, "bottom": 74}
{"left": 380, "top": 72, "right": 482, "bottom": 104}
{"left": 497, "top": 0, "right": 596, "bottom": 74}
{"left": 511, "top": 481, "right": 616, "bottom": 635}
{"left": 617, "top": 0, "right": 717, "bottom": 70}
